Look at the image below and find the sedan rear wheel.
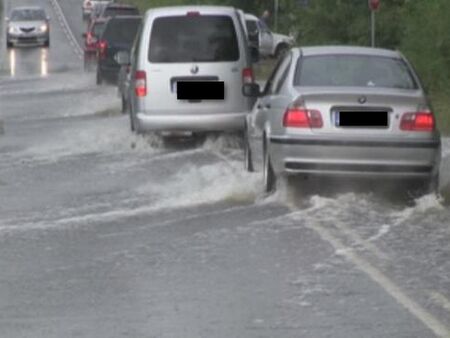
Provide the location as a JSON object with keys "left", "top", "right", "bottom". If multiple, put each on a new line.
{"left": 121, "top": 95, "right": 128, "bottom": 114}
{"left": 129, "top": 108, "right": 136, "bottom": 132}
{"left": 244, "top": 132, "right": 254, "bottom": 172}
{"left": 263, "top": 140, "right": 276, "bottom": 193}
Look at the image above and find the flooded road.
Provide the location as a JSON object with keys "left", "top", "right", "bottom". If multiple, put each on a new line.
{"left": 0, "top": 0, "right": 449, "bottom": 337}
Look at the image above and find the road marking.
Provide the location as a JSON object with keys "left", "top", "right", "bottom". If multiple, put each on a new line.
{"left": 300, "top": 219, "right": 450, "bottom": 337}
{"left": 333, "top": 218, "right": 390, "bottom": 261}
{"left": 429, "top": 291, "right": 450, "bottom": 315}
{"left": 48, "top": 0, "right": 83, "bottom": 59}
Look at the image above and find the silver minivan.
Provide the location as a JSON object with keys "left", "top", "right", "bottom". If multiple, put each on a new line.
{"left": 120, "top": 6, "right": 257, "bottom": 134}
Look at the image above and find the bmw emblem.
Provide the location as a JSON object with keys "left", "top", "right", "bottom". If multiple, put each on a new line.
{"left": 190, "top": 65, "right": 199, "bottom": 75}
{"left": 358, "top": 96, "right": 367, "bottom": 104}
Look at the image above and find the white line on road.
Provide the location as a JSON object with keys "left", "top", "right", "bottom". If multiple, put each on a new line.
{"left": 48, "top": 0, "right": 83, "bottom": 59}
{"left": 429, "top": 291, "right": 450, "bottom": 315}
{"left": 332, "top": 218, "right": 390, "bottom": 261}
{"left": 301, "top": 218, "right": 450, "bottom": 337}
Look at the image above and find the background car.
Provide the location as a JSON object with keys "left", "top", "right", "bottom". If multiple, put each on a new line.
{"left": 6, "top": 6, "right": 50, "bottom": 48}
{"left": 82, "top": 18, "right": 107, "bottom": 68}
{"left": 244, "top": 13, "right": 294, "bottom": 59}
{"left": 83, "top": 0, "right": 112, "bottom": 20}
{"left": 243, "top": 46, "right": 441, "bottom": 194}
{"left": 120, "top": 6, "right": 257, "bottom": 134}
{"left": 82, "top": 0, "right": 93, "bottom": 19}
{"left": 96, "top": 15, "right": 142, "bottom": 85}
{"left": 87, "top": 2, "right": 109, "bottom": 26}
{"left": 98, "top": 3, "right": 140, "bottom": 19}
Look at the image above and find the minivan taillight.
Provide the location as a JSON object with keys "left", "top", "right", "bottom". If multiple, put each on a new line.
{"left": 98, "top": 40, "right": 108, "bottom": 59}
{"left": 283, "top": 108, "right": 323, "bottom": 128}
{"left": 135, "top": 71, "right": 147, "bottom": 97}
{"left": 400, "top": 112, "right": 435, "bottom": 131}
{"left": 242, "top": 68, "right": 254, "bottom": 84}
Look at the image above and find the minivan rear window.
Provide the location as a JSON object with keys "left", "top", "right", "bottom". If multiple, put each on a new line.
{"left": 148, "top": 15, "right": 239, "bottom": 63}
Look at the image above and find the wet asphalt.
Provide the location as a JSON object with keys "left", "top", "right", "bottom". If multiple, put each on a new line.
{"left": 0, "top": 0, "right": 449, "bottom": 337}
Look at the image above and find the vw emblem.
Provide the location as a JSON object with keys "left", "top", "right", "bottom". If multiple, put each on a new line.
{"left": 190, "top": 65, "right": 199, "bottom": 75}
{"left": 358, "top": 96, "right": 367, "bottom": 104}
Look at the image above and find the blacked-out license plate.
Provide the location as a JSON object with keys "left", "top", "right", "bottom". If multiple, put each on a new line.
{"left": 336, "top": 111, "right": 388, "bottom": 127}
{"left": 176, "top": 81, "right": 224, "bottom": 100}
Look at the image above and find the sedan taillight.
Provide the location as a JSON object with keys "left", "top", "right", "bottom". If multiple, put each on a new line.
{"left": 135, "top": 71, "right": 147, "bottom": 97}
{"left": 283, "top": 108, "right": 323, "bottom": 128}
{"left": 400, "top": 111, "right": 435, "bottom": 131}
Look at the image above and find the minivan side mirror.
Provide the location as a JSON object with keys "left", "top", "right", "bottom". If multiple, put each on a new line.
{"left": 242, "top": 83, "right": 262, "bottom": 97}
{"left": 250, "top": 46, "right": 259, "bottom": 64}
{"left": 115, "top": 50, "right": 130, "bottom": 65}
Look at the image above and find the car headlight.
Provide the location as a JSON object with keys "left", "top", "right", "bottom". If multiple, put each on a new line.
{"left": 40, "top": 24, "right": 48, "bottom": 33}
{"left": 8, "top": 26, "right": 17, "bottom": 34}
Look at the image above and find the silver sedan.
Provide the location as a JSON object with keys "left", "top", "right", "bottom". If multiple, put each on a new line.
{"left": 243, "top": 46, "right": 441, "bottom": 194}
{"left": 6, "top": 7, "right": 50, "bottom": 48}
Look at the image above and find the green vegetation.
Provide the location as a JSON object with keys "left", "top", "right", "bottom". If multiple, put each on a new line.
{"left": 124, "top": 0, "right": 450, "bottom": 134}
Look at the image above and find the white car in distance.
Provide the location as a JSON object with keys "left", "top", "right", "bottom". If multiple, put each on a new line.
{"left": 244, "top": 13, "right": 294, "bottom": 59}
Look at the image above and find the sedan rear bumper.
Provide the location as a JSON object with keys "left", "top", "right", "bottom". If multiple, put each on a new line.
{"left": 136, "top": 112, "right": 247, "bottom": 132}
{"left": 269, "top": 135, "right": 441, "bottom": 179}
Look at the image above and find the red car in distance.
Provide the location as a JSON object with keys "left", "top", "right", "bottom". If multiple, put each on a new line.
{"left": 82, "top": 18, "right": 107, "bottom": 68}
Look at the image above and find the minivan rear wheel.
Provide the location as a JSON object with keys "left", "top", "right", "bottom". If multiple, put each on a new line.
{"left": 129, "top": 109, "right": 136, "bottom": 132}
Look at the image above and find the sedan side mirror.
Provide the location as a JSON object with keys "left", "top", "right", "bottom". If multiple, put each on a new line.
{"left": 115, "top": 50, "right": 130, "bottom": 65}
{"left": 242, "top": 83, "right": 262, "bottom": 97}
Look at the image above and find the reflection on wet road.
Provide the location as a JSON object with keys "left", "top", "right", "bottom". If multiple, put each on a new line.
{"left": 0, "top": 0, "right": 449, "bottom": 336}
{"left": 2, "top": 0, "right": 81, "bottom": 79}
{"left": 8, "top": 47, "right": 48, "bottom": 77}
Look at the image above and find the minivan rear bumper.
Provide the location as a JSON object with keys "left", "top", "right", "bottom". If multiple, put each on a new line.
{"left": 136, "top": 112, "right": 247, "bottom": 132}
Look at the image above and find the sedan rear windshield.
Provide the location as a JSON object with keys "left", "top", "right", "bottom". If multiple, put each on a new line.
{"left": 102, "top": 19, "right": 141, "bottom": 43}
{"left": 10, "top": 9, "right": 46, "bottom": 21}
{"left": 148, "top": 15, "right": 239, "bottom": 63}
{"left": 295, "top": 55, "right": 418, "bottom": 89}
